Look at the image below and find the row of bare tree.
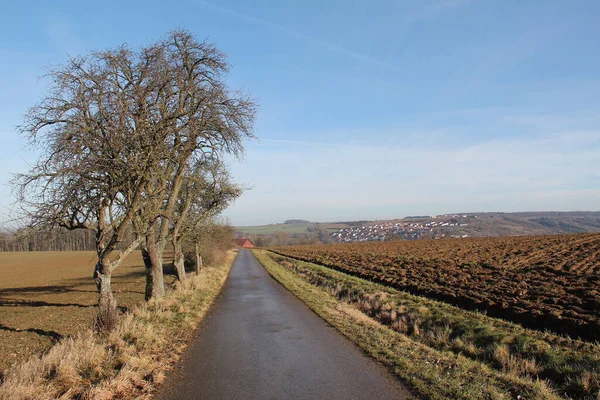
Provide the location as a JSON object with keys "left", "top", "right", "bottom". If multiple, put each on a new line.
{"left": 12, "top": 30, "right": 256, "bottom": 329}
{"left": 0, "top": 228, "right": 97, "bottom": 252}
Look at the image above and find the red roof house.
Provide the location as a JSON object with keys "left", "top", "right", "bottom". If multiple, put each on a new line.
{"left": 232, "top": 238, "right": 255, "bottom": 248}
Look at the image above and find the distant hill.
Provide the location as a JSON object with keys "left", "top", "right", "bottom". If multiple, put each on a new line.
{"left": 235, "top": 221, "right": 315, "bottom": 236}
{"left": 235, "top": 211, "right": 600, "bottom": 245}
{"left": 460, "top": 211, "right": 600, "bottom": 236}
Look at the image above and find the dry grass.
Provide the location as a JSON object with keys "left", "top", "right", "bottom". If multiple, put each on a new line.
{"left": 0, "top": 250, "right": 236, "bottom": 400}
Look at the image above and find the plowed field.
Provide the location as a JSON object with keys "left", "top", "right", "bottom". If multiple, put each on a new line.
{"left": 268, "top": 233, "right": 600, "bottom": 341}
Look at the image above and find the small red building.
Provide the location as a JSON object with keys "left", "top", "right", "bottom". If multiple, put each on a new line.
{"left": 232, "top": 238, "right": 255, "bottom": 248}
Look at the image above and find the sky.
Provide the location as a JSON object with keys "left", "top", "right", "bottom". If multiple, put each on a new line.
{"left": 1, "top": 0, "right": 599, "bottom": 226}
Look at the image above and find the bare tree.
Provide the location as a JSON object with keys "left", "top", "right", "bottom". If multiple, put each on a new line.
{"left": 274, "top": 231, "right": 290, "bottom": 246}
{"left": 187, "top": 218, "right": 235, "bottom": 274}
{"left": 170, "top": 160, "right": 242, "bottom": 281}
{"left": 0, "top": 227, "right": 97, "bottom": 252}
{"left": 13, "top": 29, "right": 256, "bottom": 327}
{"left": 12, "top": 48, "right": 155, "bottom": 328}
{"left": 254, "top": 235, "right": 273, "bottom": 247}
{"left": 134, "top": 31, "right": 256, "bottom": 300}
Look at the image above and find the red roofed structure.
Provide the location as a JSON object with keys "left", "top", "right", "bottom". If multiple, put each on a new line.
{"left": 232, "top": 238, "right": 255, "bottom": 248}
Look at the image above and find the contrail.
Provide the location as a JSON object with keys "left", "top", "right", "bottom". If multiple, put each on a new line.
{"left": 195, "top": 0, "right": 395, "bottom": 69}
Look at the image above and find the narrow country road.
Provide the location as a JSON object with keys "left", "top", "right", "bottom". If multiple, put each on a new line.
{"left": 155, "top": 249, "right": 414, "bottom": 400}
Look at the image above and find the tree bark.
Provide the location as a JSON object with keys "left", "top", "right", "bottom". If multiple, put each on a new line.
{"left": 143, "top": 234, "right": 165, "bottom": 301}
{"left": 173, "top": 239, "right": 186, "bottom": 281}
{"left": 195, "top": 242, "right": 202, "bottom": 275}
{"left": 93, "top": 261, "right": 117, "bottom": 331}
{"left": 141, "top": 243, "right": 152, "bottom": 300}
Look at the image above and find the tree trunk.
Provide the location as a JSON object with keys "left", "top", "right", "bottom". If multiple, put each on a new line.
{"left": 143, "top": 235, "right": 165, "bottom": 301}
{"left": 93, "top": 261, "right": 117, "bottom": 331}
{"left": 173, "top": 239, "right": 186, "bottom": 281}
{"left": 141, "top": 243, "right": 153, "bottom": 300}
{"left": 195, "top": 242, "right": 202, "bottom": 275}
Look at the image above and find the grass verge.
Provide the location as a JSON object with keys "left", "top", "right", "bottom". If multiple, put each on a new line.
{"left": 253, "top": 249, "right": 595, "bottom": 400}
{"left": 0, "top": 250, "right": 236, "bottom": 400}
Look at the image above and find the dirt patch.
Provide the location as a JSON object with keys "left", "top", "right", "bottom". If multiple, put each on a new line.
{"left": 0, "top": 251, "right": 175, "bottom": 372}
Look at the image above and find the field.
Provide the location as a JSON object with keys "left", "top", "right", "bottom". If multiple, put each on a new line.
{"left": 0, "top": 251, "right": 175, "bottom": 372}
{"left": 236, "top": 222, "right": 316, "bottom": 235}
{"left": 268, "top": 233, "right": 600, "bottom": 341}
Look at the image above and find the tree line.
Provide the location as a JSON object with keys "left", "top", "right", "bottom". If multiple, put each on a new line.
{"left": 0, "top": 228, "right": 96, "bottom": 252}
{"left": 12, "top": 30, "right": 256, "bottom": 330}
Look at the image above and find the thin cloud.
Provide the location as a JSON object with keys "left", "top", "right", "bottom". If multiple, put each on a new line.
{"left": 260, "top": 138, "right": 343, "bottom": 148}
{"left": 429, "top": 0, "right": 471, "bottom": 12}
{"left": 43, "top": 12, "right": 84, "bottom": 56}
{"left": 401, "top": 0, "right": 471, "bottom": 23}
{"left": 196, "top": 0, "right": 394, "bottom": 68}
{"left": 225, "top": 129, "right": 600, "bottom": 224}
{"left": 195, "top": 1, "right": 471, "bottom": 70}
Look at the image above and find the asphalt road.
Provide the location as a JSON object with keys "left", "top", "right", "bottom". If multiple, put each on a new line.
{"left": 155, "top": 249, "right": 414, "bottom": 400}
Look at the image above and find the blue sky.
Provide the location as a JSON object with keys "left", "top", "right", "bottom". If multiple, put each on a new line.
{"left": 1, "top": 0, "right": 599, "bottom": 226}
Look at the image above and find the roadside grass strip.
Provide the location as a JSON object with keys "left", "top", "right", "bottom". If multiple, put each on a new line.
{"left": 254, "top": 250, "right": 599, "bottom": 400}
{"left": 0, "top": 251, "right": 237, "bottom": 400}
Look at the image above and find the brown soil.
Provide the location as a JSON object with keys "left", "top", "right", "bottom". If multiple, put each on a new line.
{"left": 0, "top": 251, "right": 175, "bottom": 372}
{"left": 269, "top": 233, "right": 600, "bottom": 341}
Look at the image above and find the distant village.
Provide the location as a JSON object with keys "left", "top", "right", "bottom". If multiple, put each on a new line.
{"left": 235, "top": 212, "right": 600, "bottom": 246}
{"left": 330, "top": 214, "right": 477, "bottom": 243}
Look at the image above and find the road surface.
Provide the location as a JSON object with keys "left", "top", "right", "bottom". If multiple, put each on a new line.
{"left": 156, "top": 249, "right": 414, "bottom": 400}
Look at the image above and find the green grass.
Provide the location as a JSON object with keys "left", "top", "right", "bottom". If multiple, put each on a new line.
{"left": 254, "top": 249, "right": 599, "bottom": 400}
{"left": 235, "top": 222, "right": 315, "bottom": 235}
